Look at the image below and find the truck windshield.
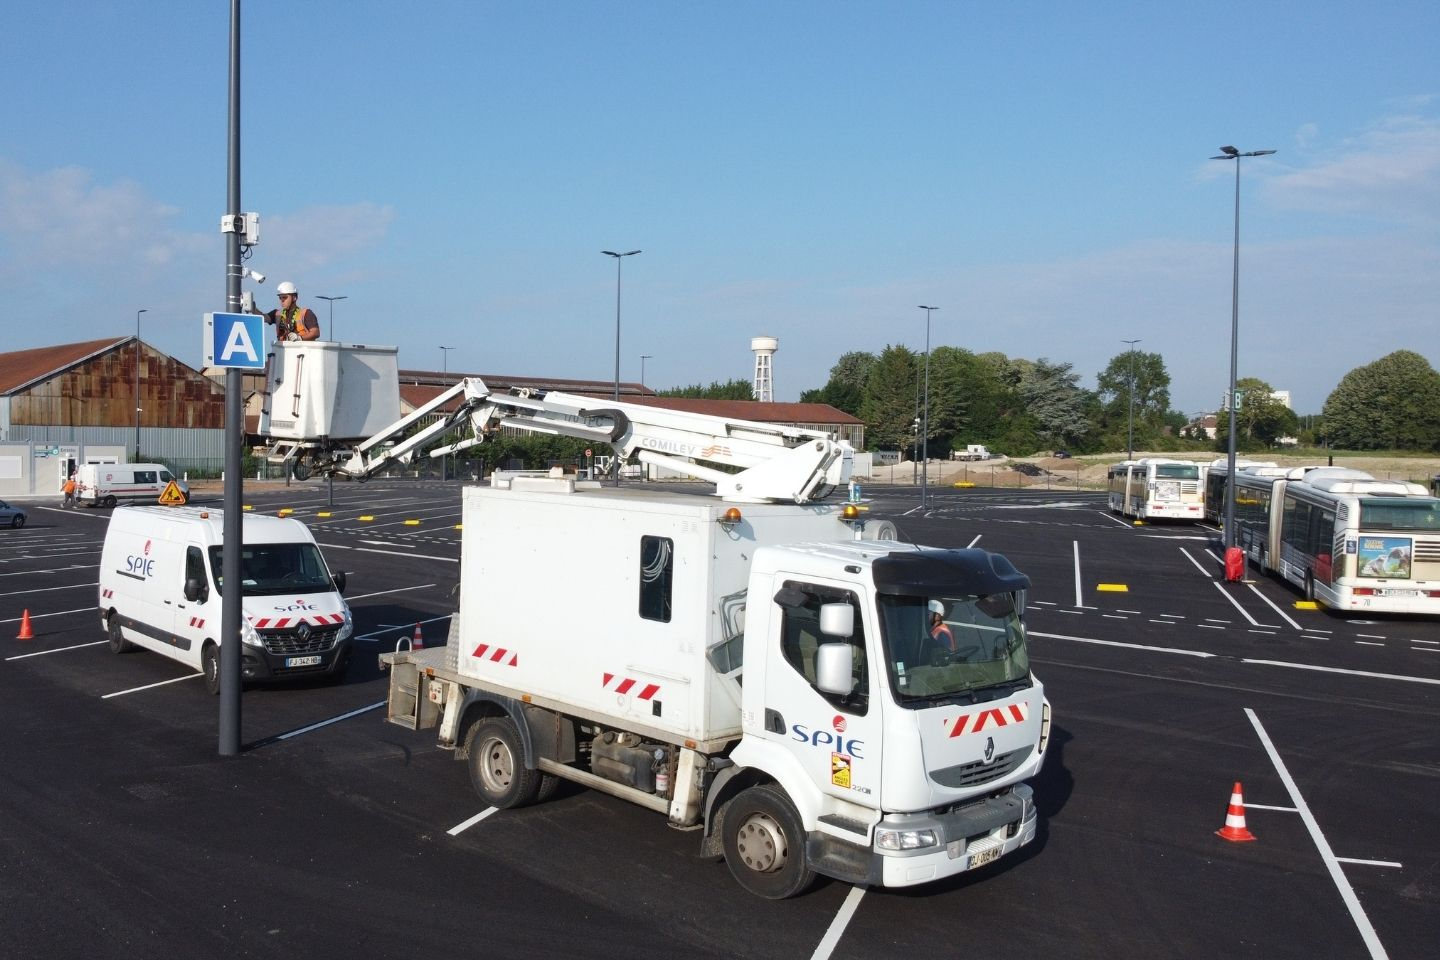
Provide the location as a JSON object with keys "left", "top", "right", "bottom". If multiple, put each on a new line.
{"left": 208, "top": 543, "right": 334, "bottom": 595}
{"left": 877, "top": 593, "right": 1030, "bottom": 706}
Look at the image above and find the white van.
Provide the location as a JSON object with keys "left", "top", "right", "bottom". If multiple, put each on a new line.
{"left": 98, "top": 506, "right": 353, "bottom": 692}
{"left": 77, "top": 463, "right": 190, "bottom": 508}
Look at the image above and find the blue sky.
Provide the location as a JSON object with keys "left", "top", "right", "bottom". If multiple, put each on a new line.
{"left": 4, "top": 1, "right": 1437, "bottom": 414}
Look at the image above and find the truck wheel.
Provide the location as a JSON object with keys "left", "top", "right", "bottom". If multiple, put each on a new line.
{"left": 107, "top": 614, "right": 133, "bottom": 653}
{"left": 723, "top": 785, "right": 816, "bottom": 899}
{"left": 103, "top": 495, "right": 118, "bottom": 508}
{"left": 202, "top": 643, "right": 221, "bottom": 695}
{"left": 467, "top": 717, "right": 542, "bottom": 808}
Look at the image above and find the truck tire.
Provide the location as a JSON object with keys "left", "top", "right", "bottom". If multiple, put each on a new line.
{"left": 467, "top": 717, "right": 543, "bottom": 808}
{"left": 103, "top": 495, "right": 118, "bottom": 508}
{"left": 202, "top": 643, "right": 221, "bottom": 695}
{"left": 722, "top": 785, "right": 816, "bottom": 899}
{"left": 107, "top": 614, "right": 133, "bottom": 654}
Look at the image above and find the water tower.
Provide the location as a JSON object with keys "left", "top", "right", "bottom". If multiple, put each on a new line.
{"left": 751, "top": 336, "right": 778, "bottom": 403}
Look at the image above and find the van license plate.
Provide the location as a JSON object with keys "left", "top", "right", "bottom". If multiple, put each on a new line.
{"left": 286, "top": 655, "right": 322, "bottom": 668}
{"left": 969, "top": 846, "right": 1001, "bottom": 869}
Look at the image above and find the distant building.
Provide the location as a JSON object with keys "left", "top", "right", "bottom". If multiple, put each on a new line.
{"left": 0, "top": 338, "right": 225, "bottom": 497}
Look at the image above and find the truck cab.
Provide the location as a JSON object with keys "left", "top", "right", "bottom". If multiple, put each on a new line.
{"left": 722, "top": 540, "right": 1046, "bottom": 895}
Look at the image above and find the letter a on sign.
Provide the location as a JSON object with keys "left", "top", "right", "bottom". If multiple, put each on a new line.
{"left": 204, "top": 312, "right": 265, "bottom": 369}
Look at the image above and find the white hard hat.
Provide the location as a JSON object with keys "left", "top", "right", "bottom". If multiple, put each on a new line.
{"left": 276, "top": 281, "right": 298, "bottom": 295}
{"left": 928, "top": 599, "right": 945, "bottom": 616}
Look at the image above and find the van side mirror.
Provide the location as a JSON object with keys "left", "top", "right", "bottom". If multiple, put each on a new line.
{"left": 332, "top": 570, "right": 347, "bottom": 594}
{"left": 184, "top": 578, "right": 207, "bottom": 603}
{"left": 815, "top": 643, "right": 855, "bottom": 695}
{"left": 819, "top": 602, "right": 854, "bottom": 638}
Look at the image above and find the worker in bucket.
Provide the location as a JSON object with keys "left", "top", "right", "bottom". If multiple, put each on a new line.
{"left": 928, "top": 599, "right": 955, "bottom": 652}
{"left": 263, "top": 282, "right": 321, "bottom": 342}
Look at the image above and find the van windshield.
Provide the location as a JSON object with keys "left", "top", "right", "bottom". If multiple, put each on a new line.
{"left": 208, "top": 543, "right": 334, "bottom": 595}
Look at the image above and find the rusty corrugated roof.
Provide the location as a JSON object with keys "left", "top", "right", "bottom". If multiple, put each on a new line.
{"left": 0, "top": 338, "right": 130, "bottom": 395}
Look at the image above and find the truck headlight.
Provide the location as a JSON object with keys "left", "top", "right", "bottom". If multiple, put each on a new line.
{"left": 241, "top": 619, "right": 263, "bottom": 648}
{"left": 876, "top": 828, "right": 939, "bottom": 851}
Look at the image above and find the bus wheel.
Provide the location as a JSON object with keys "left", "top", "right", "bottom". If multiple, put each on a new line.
{"left": 466, "top": 717, "right": 542, "bottom": 809}
{"left": 202, "top": 643, "right": 221, "bottom": 695}
{"left": 723, "top": 785, "right": 816, "bottom": 899}
{"left": 1304, "top": 573, "right": 1316, "bottom": 603}
{"left": 107, "top": 614, "right": 133, "bottom": 653}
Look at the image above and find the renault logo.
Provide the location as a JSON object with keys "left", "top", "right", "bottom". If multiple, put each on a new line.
{"left": 984, "top": 736, "right": 995, "bottom": 763}
{"left": 296, "top": 621, "right": 311, "bottom": 641}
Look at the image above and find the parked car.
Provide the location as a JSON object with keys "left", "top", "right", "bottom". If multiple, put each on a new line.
{"left": 0, "top": 499, "right": 27, "bottom": 528}
{"left": 1053, "top": 450, "right": 1072, "bottom": 459}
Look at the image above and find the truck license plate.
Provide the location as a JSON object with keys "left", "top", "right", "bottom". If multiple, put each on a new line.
{"left": 968, "top": 846, "right": 1001, "bottom": 869}
{"left": 286, "top": 655, "right": 322, "bottom": 668}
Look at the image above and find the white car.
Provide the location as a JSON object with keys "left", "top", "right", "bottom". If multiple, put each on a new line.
{"left": 0, "top": 499, "right": 26, "bottom": 528}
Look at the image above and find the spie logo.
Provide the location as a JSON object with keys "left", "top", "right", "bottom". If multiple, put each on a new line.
{"left": 144, "top": 540, "right": 152, "bottom": 555}
{"left": 832, "top": 715, "right": 847, "bottom": 734}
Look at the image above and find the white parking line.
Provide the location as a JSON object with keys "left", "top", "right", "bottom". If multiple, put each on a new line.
{"left": 1210, "top": 582, "right": 1261, "bottom": 625}
{"left": 5, "top": 639, "right": 106, "bottom": 661}
{"left": 101, "top": 673, "right": 202, "bottom": 698}
{"left": 1072, "top": 541, "right": 1082, "bottom": 608}
{"left": 347, "top": 583, "right": 439, "bottom": 602}
{"left": 1, "top": 605, "right": 94, "bottom": 624}
{"left": 1245, "top": 582, "right": 1303, "bottom": 629}
{"left": 1336, "top": 857, "right": 1403, "bottom": 869}
{"left": 1179, "top": 547, "right": 1215, "bottom": 577}
{"left": 966, "top": 534, "right": 982, "bottom": 548}
{"left": 1245, "top": 708, "right": 1389, "bottom": 959}
{"left": 271, "top": 700, "right": 386, "bottom": 741}
{"left": 809, "top": 884, "right": 866, "bottom": 960}
{"left": 448, "top": 807, "right": 499, "bottom": 836}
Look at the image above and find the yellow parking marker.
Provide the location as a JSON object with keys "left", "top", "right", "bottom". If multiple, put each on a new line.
{"left": 1294, "top": 600, "right": 1319, "bottom": 610}
{"left": 1096, "top": 583, "right": 1129, "bottom": 592}
{"left": 359, "top": 515, "right": 374, "bottom": 522}
{"left": 953, "top": 481, "right": 975, "bottom": 488}
{"left": 316, "top": 511, "right": 331, "bottom": 518}
{"left": 455, "top": 524, "right": 463, "bottom": 530}
{"left": 404, "top": 519, "right": 420, "bottom": 526}
{"left": 242, "top": 504, "right": 253, "bottom": 511}
{"left": 1131, "top": 520, "right": 1145, "bottom": 526}
{"left": 278, "top": 508, "right": 293, "bottom": 517}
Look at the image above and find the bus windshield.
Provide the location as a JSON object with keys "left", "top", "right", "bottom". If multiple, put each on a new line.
{"left": 877, "top": 593, "right": 1031, "bottom": 706}
{"left": 1358, "top": 498, "right": 1440, "bottom": 532}
{"left": 208, "top": 542, "right": 334, "bottom": 595}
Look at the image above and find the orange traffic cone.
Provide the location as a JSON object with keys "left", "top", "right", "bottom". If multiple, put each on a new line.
{"left": 1216, "top": 781, "right": 1256, "bottom": 842}
{"left": 411, "top": 622, "right": 425, "bottom": 650}
{"left": 17, "top": 609, "right": 35, "bottom": 640}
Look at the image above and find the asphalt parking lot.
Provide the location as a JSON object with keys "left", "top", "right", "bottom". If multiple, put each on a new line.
{"left": 2, "top": 480, "right": 1436, "bottom": 959}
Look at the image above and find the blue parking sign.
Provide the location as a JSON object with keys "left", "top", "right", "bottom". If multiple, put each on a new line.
{"left": 204, "top": 312, "right": 265, "bottom": 369}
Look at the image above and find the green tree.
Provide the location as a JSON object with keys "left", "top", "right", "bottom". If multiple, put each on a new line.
{"left": 1018, "top": 358, "right": 1092, "bottom": 450}
{"left": 799, "top": 351, "right": 875, "bottom": 415}
{"left": 660, "top": 379, "right": 754, "bottom": 400}
{"left": 1321, "top": 350, "right": 1440, "bottom": 450}
{"left": 858, "top": 345, "right": 921, "bottom": 451}
{"left": 1214, "top": 377, "right": 1299, "bottom": 449}
{"left": 1096, "top": 350, "right": 1171, "bottom": 451}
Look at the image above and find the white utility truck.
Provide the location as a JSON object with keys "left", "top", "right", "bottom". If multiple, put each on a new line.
{"left": 952, "top": 444, "right": 993, "bottom": 462}
{"left": 338, "top": 379, "right": 1050, "bottom": 898}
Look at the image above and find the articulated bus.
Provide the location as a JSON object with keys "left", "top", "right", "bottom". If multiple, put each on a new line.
{"left": 1233, "top": 466, "right": 1440, "bottom": 614}
{"left": 1203, "top": 458, "right": 1277, "bottom": 524}
{"left": 1107, "top": 458, "right": 1204, "bottom": 522}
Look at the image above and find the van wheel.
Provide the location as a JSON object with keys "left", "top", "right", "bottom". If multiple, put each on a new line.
{"left": 107, "top": 614, "right": 133, "bottom": 653}
{"left": 103, "top": 495, "right": 117, "bottom": 508}
{"left": 466, "top": 717, "right": 542, "bottom": 808}
{"left": 202, "top": 643, "right": 221, "bottom": 695}
{"left": 723, "top": 785, "right": 816, "bottom": 899}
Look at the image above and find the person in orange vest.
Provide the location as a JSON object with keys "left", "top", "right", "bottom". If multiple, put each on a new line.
{"left": 263, "top": 281, "right": 321, "bottom": 341}
{"left": 62, "top": 473, "right": 77, "bottom": 508}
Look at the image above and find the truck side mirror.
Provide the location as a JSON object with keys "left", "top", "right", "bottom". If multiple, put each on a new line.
{"left": 815, "top": 643, "right": 855, "bottom": 696}
{"left": 332, "top": 570, "right": 347, "bottom": 594}
{"left": 184, "top": 578, "right": 207, "bottom": 603}
{"left": 976, "top": 594, "right": 1015, "bottom": 619}
{"left": 818, "top": 602, "right": 854, "bottom": 638}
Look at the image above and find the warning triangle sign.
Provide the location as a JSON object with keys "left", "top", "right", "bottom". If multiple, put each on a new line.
{"left": 158, "top": 480, "right": 188, "bottom": 506}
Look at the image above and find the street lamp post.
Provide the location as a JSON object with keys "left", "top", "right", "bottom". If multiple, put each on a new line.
{"left": 134, "top": 308, "right": 147, "bottom": 461}
{"left": 440, "top": 345, "right": 454, "bottom": 374}
{"left": 1122, "top": 338, "right": 1142, "bottom": 460}
{"left": 640, "top": 354, "right": 652, "bottom": 389}
{"left": 603, "top": 250, "right": 640, "bottom": 485}
{"left": 917, "top": 306, "right": 938, "bottom": 507}
{"left": 316, "top": 295, "right": 346, "bottom": 340}
{"left": 1211, "top": 145, "right": 1276, "bottom": 551}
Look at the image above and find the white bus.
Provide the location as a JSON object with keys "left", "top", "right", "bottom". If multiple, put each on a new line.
{"left": 1234, "top": 467, "right": 1440, "bottom": 613}
{"left": 1107, "top": 458, "right": 1204, "bottom": 522}
{"left": 1203, "top": 458, "right": 1276, "bottom": 524}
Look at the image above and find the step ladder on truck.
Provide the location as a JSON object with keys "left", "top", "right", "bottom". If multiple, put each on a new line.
{"left": 314, "top": 373, "right": 1053, "bottom": 898}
